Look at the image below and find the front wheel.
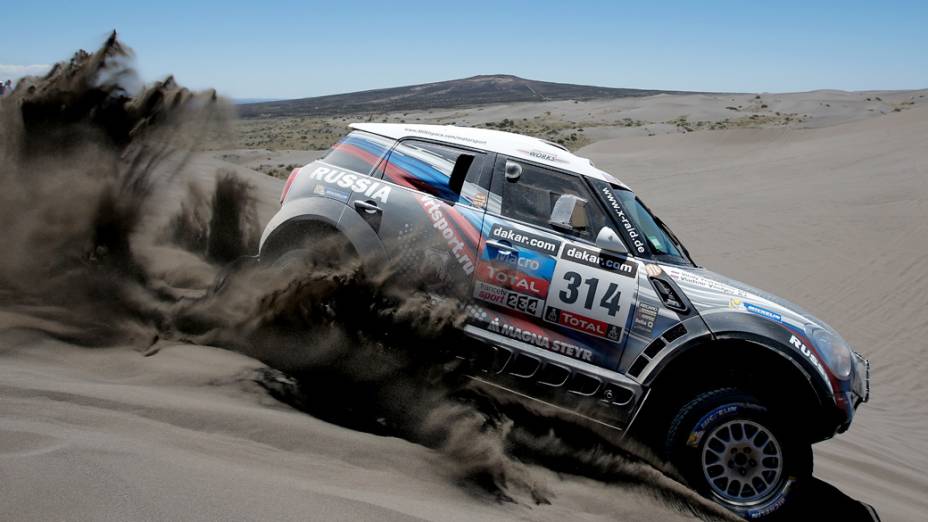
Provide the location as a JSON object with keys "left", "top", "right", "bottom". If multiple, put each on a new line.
{"left": 664, "top": 388, "right": 811, "bottom": 520}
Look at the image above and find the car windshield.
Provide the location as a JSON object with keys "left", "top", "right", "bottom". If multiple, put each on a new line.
{"left": 601, "top": 185, "right": 694, "bottom": 266}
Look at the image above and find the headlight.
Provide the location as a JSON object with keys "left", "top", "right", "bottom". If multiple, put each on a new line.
{"left": 809, "top": 327, "right": 852, "bottom": 379}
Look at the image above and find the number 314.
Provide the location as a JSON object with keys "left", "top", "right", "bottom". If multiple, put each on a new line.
{"left": 558, "top": 271, "right": 621, "bottom": 316}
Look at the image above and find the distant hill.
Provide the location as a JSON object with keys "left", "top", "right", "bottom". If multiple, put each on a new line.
{"left": 231, "top": 98, "right": 281, "bottom": 105}
{"left": 237, "top": 75, "right": 700, "bottom": 118}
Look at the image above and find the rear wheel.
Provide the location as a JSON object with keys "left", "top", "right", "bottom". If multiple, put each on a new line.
{"left": 664, "top": 388, "right": 811, "bottom": 520}
{"left": 261, "top": 221, "right": 362, "bottom": 275}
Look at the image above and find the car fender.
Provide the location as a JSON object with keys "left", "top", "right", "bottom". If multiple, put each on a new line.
{"left": 646, "top": 310, "right": 836, "bottom": 408}
{"left": 259, "top": 196, "right": 386, "bottom": 266}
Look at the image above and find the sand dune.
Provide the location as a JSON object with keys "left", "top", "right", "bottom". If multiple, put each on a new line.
{"left": 0, "top": 330, "right": 707, "bottom": 522}
{"left": 582, "top": 105, "right": 928, "bottom": 521}
{"left": 2, "top": 73, "right": 925, "bottom": 521}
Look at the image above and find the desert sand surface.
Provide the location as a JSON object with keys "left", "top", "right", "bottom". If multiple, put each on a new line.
{"left": 582, "top": 104, "right": 928, "bottom": 521}
{"left": 2, "top": 54, "right": 925, "bottom": 522}
{"left": 1, "top": 330, "right": 712, "bottom": 522}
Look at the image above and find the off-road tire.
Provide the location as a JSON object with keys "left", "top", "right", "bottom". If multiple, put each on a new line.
{"left": 664, "top": 388, "right": 812, "bottom": 520}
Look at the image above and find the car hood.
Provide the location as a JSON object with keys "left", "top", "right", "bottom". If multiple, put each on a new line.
{"left": 661, "top": 265, "right": 835, "bottom": 336}
{"left": 660, "top": 265, "right": 868, "bottom": 408}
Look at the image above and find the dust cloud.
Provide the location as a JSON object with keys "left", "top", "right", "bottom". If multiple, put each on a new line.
{"left": 0, "top": 34, "right": 733, "bottom": 521}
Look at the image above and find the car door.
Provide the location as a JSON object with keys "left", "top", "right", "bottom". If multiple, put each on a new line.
{"left": 466, "top": 156, "right": 640, "bottom": 370}
{"left": 348, "top": 137, "right": 494, "bottom": 300}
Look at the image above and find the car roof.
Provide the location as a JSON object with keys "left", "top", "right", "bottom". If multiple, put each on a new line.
{"left": 349, "top": 123, "right": 628, "bottom": 188}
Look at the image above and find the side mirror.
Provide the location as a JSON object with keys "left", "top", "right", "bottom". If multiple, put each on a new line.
{"left": 549, "top": 194, "right": 589, "bottom": 233}
{"left": 595, "top": 226, "right": 628, "bottom": 254}
{"left": 504, "top": 160, "right": 523, "bottom": 181}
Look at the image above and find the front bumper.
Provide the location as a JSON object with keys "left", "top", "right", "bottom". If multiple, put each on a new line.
{"left": 851, "top": 351, "right": 870, "bottom": 407}
{"left": 834, "top": 351, "right": 870, "bottom": 435}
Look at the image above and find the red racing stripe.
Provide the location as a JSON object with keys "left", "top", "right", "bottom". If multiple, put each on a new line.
{"left": 337, "top": 143, "right": 383, "bottom": 172}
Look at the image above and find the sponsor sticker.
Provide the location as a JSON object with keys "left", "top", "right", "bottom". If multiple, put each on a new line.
{"left": 665, "top": 267, "right": 750, "bottom": 298}
{"left": 312, "top": 183, "right": 350, "bottom": 202}
{"left": 467, "top": 305, "right": 594, "bottom": 362}
{"left": 631, "top": 300, "right": 659, "bottom": 337}
{"left": 403, "top": 127, "right": 487, "bottom": 146}
{"left": 476, "top": 263, "right": 549, "bottom": 298}
{"left": 560, "top": 244, "right": 637, "bottom": 278}
{"left": 545, "top": 306, "right": 621, "bottom": 341}
{"left": 745, "top": 303, "right": 782, "bottom": 323}
{"left": 515, "top": 148, "right": 569, "bottom": 164}
{"left": 473, "top": 281, "right": 543, "bottom": 317}
{"left": 548, "top": 258, "right": 635, "bottom": 328}
{"left": 469, "top": 189, "right": 488, "bottom": 209}
{"left": 598, "top": 185, "right": 646, "bottom": 255}
{"left": 730, "top": 298, "right": 784, "bottom": 323}
{"left": 481, "top": 241, "right": 556, "bottom": 280}
{"left": 474, "top": 281, "right": 507, "bottom": 305}
{"left": 489, "top": 224, "right": 561, "bottom": 255}
{"left": 419, "top": 195, "right": 475, "bottom": 275}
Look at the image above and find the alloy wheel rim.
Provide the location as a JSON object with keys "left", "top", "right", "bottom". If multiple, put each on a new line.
{"left": 700, "top": 419, "right": 784, "bottom": 505}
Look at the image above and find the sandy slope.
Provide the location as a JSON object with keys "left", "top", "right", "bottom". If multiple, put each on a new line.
{"left": 0, "top": 330, "right": 702, "bottom": 522}
{"left": 582, "top": 105, "right": 928, "bottom": 521}
{"left": 1, "top": 96, "right": 925, "bottom": 521}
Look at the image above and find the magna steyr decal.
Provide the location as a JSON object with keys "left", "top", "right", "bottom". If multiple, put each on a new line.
{"left": 487, "top": 315, "right": 593, "bottom": 362}
{"left": 466, "top": 305, "right": 594, "bottom": 362}
{"left": 789, "top": 335, "right": 828, "bottom": 378}
{"left": 307, "top": 165, "right": 392, "bottom": 203}
{"left": 599, "top": 186, "right": 646, "bottom": 254}
{"left": 490, "top": 225, "right": 560, "bottom": 255}
{"left": 561, "top": 244, "right": 637, "bottom": 278}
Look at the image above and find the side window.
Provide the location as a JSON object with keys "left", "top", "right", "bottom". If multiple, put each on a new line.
{"left": 493, "top": 156, "right": 608, "bottom": 240}
{"left": 381, "top": 139, "right": 490, "bottom": 207}
{"left": 322, "top": 131, "right": 394, "bottom": 176}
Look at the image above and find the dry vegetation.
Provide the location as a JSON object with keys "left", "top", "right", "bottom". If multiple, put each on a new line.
{"left": 225, "top": 91, "right": 924, "bottom": 153}
{"left": 234, "top": 117, "right": 348, "bottom": 150}
{"left": 476, "top": 115, "right": 592, "bottom": 149}
{"left": 228, "top": 111, "right": 600, "bottom": 151}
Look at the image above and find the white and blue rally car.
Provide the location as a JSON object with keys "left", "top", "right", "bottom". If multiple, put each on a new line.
{"left": 259, "top": 123, "right": 870, "bottom": 519}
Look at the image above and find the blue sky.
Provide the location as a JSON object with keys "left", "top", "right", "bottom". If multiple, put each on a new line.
{"left": 2, "top": 1, "right": 926, "bottom": 99}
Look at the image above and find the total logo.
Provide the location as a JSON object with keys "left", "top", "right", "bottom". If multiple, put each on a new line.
{"left": 789, "top": 335, "right": 828, "bottom": 378}
{"left": 478, "top": 264, "right": 548, "bottom": 298}
{"left": 546, "top": 306, "right": 621, "bottom": 341}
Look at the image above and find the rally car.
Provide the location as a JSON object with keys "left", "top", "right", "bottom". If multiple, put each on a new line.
{"left": 259, "top": 123, "right": 870, "bottom": 519}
